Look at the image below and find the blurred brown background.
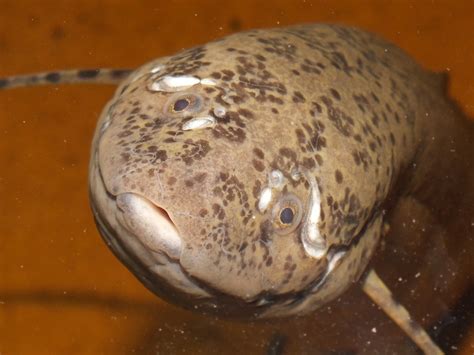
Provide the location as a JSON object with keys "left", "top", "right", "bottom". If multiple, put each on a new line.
{"left": 0, "top": 1, "right": 473, "bottom": 354}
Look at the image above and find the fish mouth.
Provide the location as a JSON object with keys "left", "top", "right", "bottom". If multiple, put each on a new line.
{"left": 115, "top": 193, "right": 182, "bottom": 261}
{"left": 90, "top": 186, "right": 218, "bottom": 304}
{"left": 88, "top": 156, "right": 218, "bottom": 306}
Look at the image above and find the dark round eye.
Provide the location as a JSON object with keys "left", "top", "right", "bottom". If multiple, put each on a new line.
{"left": 165, "top": 93, "right": 202, "bottom": 117}
{"left": 279, "top": 207, "right": 294, "bottom": 225}
{"left": 272, "top": 193, "right": 303, "bottom": 235}
{"left": 173, "top": 98, "right": 190, "bottom": 112}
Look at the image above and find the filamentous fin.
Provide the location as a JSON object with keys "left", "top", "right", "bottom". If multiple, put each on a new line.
{"left": 0, "top": 68, "right": 133, "bottom": 90}
{"left": 362, "top": 269, "right": 444, "bottom": 355}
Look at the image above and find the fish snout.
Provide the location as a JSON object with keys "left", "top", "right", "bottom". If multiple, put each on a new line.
{"left": 115, "top": 193, "right": 182, "bottom": 260}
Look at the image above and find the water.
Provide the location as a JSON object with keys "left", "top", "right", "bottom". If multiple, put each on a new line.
{"left": 1, "top": 1, "right": 473, "bottom": 354}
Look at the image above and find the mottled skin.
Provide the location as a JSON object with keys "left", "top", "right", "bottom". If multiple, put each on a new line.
{"left": 86, "top": 24, "right": 473, "bottom": 325}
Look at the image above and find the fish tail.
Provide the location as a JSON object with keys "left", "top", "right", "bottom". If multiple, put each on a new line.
{"left": 0, "top": 68, "right": 133, "bottom": 90}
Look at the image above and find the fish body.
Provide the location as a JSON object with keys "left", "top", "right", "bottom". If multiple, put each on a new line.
{"left": 2, "top": 23, "right": 473, "bottom": 353}
{"left": 88, "top": 24, "right": 471, "bottom": 322}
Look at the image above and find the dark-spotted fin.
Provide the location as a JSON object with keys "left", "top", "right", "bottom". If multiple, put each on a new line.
{"left": 362, "top": 269, "right": 444, "bottom": 354}
{"left": 0, "top": 69, "right": 132, "bottom": 90}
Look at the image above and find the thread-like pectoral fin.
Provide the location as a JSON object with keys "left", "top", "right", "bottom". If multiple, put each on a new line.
{"left": 0, "top": 69, "right": 132, "bottom": 90}
{"left": 362, "top": 269, "right": 443, "bottom": 355}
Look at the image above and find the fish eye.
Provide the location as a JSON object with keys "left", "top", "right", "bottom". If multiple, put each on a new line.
{"left": 272, "top": 193, "right": 303, "bottom": 235}
{"left": 279, "top": 207, "right": 295, "bottom": 224}
{"left": 173, "top": 98, "right": 190, "bottom": 112}
{"left": 165, "top": 93, "right": 202, "bottom": 116}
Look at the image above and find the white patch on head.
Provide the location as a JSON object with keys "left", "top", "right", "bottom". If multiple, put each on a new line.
{"left": 149, "top": 75, "right": 219, "bottom": 92}
{"left": 182, "top": 115, "right": 216, "bottom": 131}
{"left": 213, "top": 106, "right": 226, "bottom": 118}
{"left": 299, "top": 169, "right": 327, "bottom": 259}
{"left": 269, "top": 170, "right": 285, "bottom": 189}
{"left": 258, "top": 170, "right": 285, "bottom": 214}
{"left": 290, "top": 168, "right": 302, "bottom": 181}
{"left": 258, "top": 187, "right": 273, "bottom": 213}
{"left": 200, "top": 78, "right": 217, "bottom": 86}
{"left": 150, "top": 75, "right": 201, "bottom": 92}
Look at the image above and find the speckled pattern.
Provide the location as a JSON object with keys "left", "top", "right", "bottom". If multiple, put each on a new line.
{"left": 88, "top": 23, "right": 473, "bottom": 325}
{"left": 0, "top": 69, "right": 132, "bottom": 89}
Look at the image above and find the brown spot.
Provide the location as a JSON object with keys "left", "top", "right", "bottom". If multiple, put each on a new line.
{"left": 238, "top": 108, "right": 254, "bottom": 118}
{"left": 120, "top": 153, "right": 130, "bottom": 162}
{"left": 238, "top": 241, "right": 248, "bottom": 252}
{"left": 265, "top": 256, "right": 273, "bottom": 267}
{"left": 212, "top": 204, "right": 225, "bottom": 220}
{"left": 253, "top": 148, "right": 265, "bottom": 160}
{"left": 303, "top": 157, "right": 316, "bottom": 169}
{"left": 213, "top": 186, "right": 223, "bottom": 197}
{"left": 253, "top": 159, "right": 265, "bottom": 172}
{"left": 279, "top": 147, "right": 296, "bottom": 161}
{"left": 330, "top": 88, "right": 341, "bottom": 100}
{"left": 335, "top": 170, "right": 343, "bottom": 184}
{"left": 389, "top": 132, "right": 396, "bottom": 145}
{"left": 369, "top": 141, "right": 377, "bottom": 152}
{"left": 292, "top": 91, "right": 306, "bottom": 103}
{"left": 352, "top": 151, "right": 361, "bottom": 166}
{"left": 315, "top": 154, "right": 324, "bottom": 166}
{"left": 118, "top": 130, "right": 132, "bottom": 138}
{"left": 154, "top": 150, "right": 168, "bottom": 162}
{"left": 204, "top": 87, "right": 216, "bottom": 94}
{"left": 220, "top": 172, "right": 229, "bottom": 181}
{"left": 221, "top": 69, "right": 235, "bottom": 81}
{"left": 194, "top": 172, "right": 208, "bottom": 183}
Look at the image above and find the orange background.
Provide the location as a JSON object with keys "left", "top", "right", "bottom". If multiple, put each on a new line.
{"left": 0, "top": 1, "right": 473, "bottom": 354}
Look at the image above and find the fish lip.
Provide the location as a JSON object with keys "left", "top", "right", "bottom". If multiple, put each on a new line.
{"left": 115, "top": 192, "right": 183, "bottom": 260}
{"left": 89, "top": 161, "right": 214, "bottom": 304}
{"left": 89, "top": 190, "right": 174, "bottom": 296}
{"left": 89, "top": 185, "right": 211, "bottom": 304}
